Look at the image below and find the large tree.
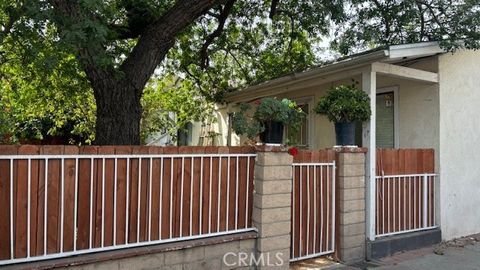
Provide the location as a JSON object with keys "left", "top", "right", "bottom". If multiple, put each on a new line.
{"left": 1, "top": 0, "right": 478, "bottom": 145}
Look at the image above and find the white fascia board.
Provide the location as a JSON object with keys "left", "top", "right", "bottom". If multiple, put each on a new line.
{"left": 388, "top": 42, "right": 445, "bottom": 60}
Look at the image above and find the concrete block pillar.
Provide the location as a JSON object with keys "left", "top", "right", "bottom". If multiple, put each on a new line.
{"left": 335, "top": 147, "right": 367, "bottom": 263}
{"left": 252, "top": 147, "right": 293, "bottom": 269}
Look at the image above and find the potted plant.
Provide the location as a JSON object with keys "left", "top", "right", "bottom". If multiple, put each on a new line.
{"left": 232, "top": 98, "right": 305, "bottom": 144}
{"left": 314, "top": 85, "right": 371, "bottom": 146}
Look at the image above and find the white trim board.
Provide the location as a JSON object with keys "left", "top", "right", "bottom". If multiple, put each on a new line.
{"left": 371, "top": 62, "right": 439, "bottom": 83}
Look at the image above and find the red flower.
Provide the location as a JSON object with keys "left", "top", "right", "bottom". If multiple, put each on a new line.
{"left": 288, "top": 147, "right": 299, "bottom": 156}
{"left": 253, "top": 99, "right": 261, "bottom": 105}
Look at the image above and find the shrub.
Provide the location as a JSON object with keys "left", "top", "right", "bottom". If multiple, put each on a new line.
{"left": 314, "top": 85, "right": 371, "bottom": 123}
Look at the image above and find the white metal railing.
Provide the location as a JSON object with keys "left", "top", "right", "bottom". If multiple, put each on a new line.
{"left": 375, "top": 173, "right": 437, "bottom": 237}
{"left": 0, "top": 153, "right": 256, "bottom": 265}
{"left": 291, "top": 162, "right": 336, "bottom": 262}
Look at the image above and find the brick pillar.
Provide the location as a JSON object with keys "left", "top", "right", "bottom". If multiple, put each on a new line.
{"left": 335, "top": 147, "right": 367, "bottom": 263}
{"left": 252, "top": 147, "right": 293, "bottom": 269}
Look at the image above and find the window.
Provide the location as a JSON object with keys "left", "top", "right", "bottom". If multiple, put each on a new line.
{"left": 376, "top": 92, "right": 395, "bottom": 148}
{"left": 285, "top": 103, "right": 309, "bottom": 148}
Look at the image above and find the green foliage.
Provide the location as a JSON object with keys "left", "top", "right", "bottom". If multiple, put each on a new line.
{"left": 314, "top": 85, "right": 371, "bottom": 123}
{"left": 0, "top": 0, "right": 478, "bottom": 145}
{"left": 0, "top": 26, "right": 96, "bottom": 144}
{"left": 232, "top": 98, "right": 305, "bottom": 140}
{"left": 165, "top": 0, "right": 346, "bottom": 102}
{"left": 332, "top": 0, "right": 480, "bottom": 55}
{"left": 231, "top": 103, "right": 264, "bottom": 140}
{"left": 140, "top": 75, "right": 216, "bottom": 144}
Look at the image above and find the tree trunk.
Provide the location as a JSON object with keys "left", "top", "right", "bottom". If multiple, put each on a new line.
{"left": 93, "top": 81, "right": 142, "bottom": 145}
{"left": 50, "top": 0, "right": 225, "bottom": 145}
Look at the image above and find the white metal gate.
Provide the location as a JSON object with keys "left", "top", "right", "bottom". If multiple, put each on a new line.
{"left": 291, "top": 162, "right": 336, "bottom": 261}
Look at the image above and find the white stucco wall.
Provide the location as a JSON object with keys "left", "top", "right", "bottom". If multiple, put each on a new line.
{"left": 377, "top": 57, "right": 440, "bottom": 154}
{"left": 438, "top": 50, "right": 480, "bottom": 240}
{"left": 208, "top": 105, "right": 231, "bottom": 146}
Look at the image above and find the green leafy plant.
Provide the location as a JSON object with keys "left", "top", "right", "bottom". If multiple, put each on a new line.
{"left": 140, "top": 75, "right": 217, "bottom": 144}
{"left": 314, "top": 85, "right": 371, "bottom": 123}
{"left": 232, "top": 98, "right": 305, "bottom": 141}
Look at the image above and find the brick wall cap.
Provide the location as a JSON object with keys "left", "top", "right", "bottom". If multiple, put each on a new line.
{"left": 332, "top": 146, "right": 368, "bottom": 153}
{"left": 254, "top": 144, "right": 288, "bottom": 152}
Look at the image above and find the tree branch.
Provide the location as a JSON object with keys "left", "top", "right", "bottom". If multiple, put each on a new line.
{"left": 199, "top": 0, "right": 236, "bottom": 69}
{"left": 48, "top": 0, "right": 116, "bottom": 94}
{"left": 120, "top": 0, "right": 227, "bottom": 95}
{"left": 372, "top": 0, "right": 391, "bottom": 42}
{"left": 415, "top": 1, "right": 427, "bottom": 41}
{"left": 416, "top": 0, "right": 445, "bottom": 29}
{"left": 182, "top": 66, "right": 205, "bottom": 94}
{"left": 269, "top": 0, "right": 280, "bottom": 19}
{"left": 223, "top": 48, "right": 250, "bottom": 82}
{"left": 108, "top": 24, "right": 139, "bottom": 39}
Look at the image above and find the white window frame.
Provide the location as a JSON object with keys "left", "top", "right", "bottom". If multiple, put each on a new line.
{"left": 376, "top": 86, "right": 399, "bottom": 148}
{"left": 285, "top": 96, "right": 314, "bottom": 149}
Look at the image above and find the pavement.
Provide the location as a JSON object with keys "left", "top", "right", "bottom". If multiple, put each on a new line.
{"left": 291, "top": 234, "right": 480, "bottom": 270}
{"left": 373, "top": 243, "right": 480, "bottom": 270}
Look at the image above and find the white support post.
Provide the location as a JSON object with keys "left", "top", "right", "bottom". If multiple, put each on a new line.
{"left": 362, "top": 68, "right": 377, "bottom": 241}
{"left": 423, "top": 174, "right": 428, "bottom": 228}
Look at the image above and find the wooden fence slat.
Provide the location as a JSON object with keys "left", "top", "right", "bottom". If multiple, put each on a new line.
{"left": 237, "top": 156, "right": 247, "bottom": 229}
{"left": 15, "top": 155, "right": 27, "bottom": 258}
{"left": 293, "top": 166, "right": 300, "bottom": 258}
{"left": 228, "top": 157, "right": 236, "bottom": 231}
{"left": 192, "top": 157, "right": 201, "bottom": 236}
{"left": 93, "top": 156, "right": 102, "bottom": 248}
{"left": 247, "top": 156, "right": 255, "bottom": 228}
{"left": 0, "top": 146, "right": 18, "bottom": 260}
{"left": 44, "top": 146, "right": 64, "bottom": 255}
{"left": 128, "top": 158, "right": 138, "bottom": 244}
{"left": 210, "top": 157, "right": 219, "bottom": 233}
{"left": 76, "top": 147, "right": 94, "bottom": 250}
{"left": 62, "top": 147, "right": 78, "bottom": 252}
{"left": 160, "top": 157, "right": 171, "bottom": 240}
{"left": 0, "top": 158, "right": 11, "bottom": 259}
{"left": 173, "top": 157, "right": 181, "bottom": 238}
{"left": 201, "top": 157, "right": 211, "bottom": 234}
{"left": 139, "top": 157, "right": 148, "bottom": 242}
{"left": 321, "top": 165, "right": 328, "bottom": 253}
{"left": 150, "top": 157, "right": 161, "bottom": 241}
{"left": 219, "top": 157, "right": 228, "bottom": 232}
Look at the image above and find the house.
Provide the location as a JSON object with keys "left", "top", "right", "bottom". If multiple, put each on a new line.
{"left": 206, "top": 41, "right": 480, "bottom": 242}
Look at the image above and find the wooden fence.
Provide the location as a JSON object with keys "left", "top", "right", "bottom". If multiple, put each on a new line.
{"left": 375, "top": 148, "right": 436, "bottom": 237}
{"left": 291, "top": 149, "right": 336, "bottom": 261}
{"left": 0, "top": 145, "right": 256, "bottom": 264}
{"left": 293, "top": 149, "right": 336, "bottom": 164}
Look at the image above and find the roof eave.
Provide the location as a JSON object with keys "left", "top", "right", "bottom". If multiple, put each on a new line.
{"left": 225, "top": 41, "right": 447, "bottom": 103}
{"left": 225, "top": 49, "right": 388, "bottom": 103}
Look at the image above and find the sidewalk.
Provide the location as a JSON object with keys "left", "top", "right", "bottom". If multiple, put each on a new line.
{"left": 373, "top": 236, "right": 480, "bottom": 270}
{"left": 291, "top": 234, "right": 480, "bottom": 270}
